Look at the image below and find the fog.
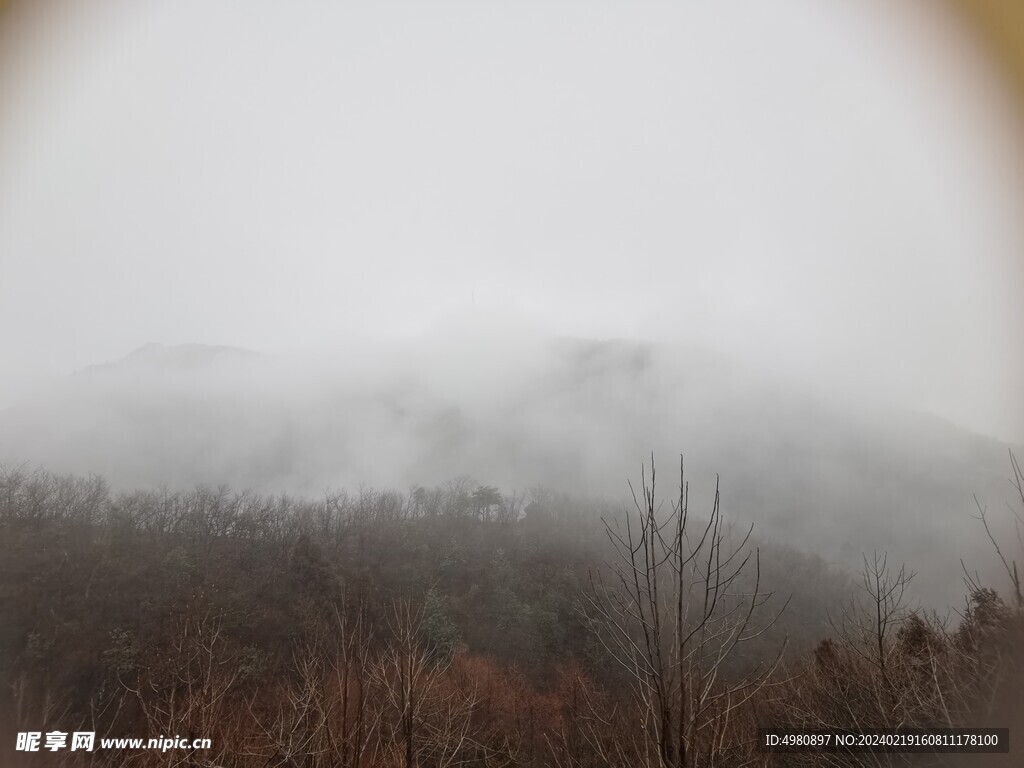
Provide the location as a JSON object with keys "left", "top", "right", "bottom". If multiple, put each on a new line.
{"left": 2, "top": 1, "right": 1024, "bottom": 607}
{"left": 2, "top": 0, "right": 1023, "bottom": 437}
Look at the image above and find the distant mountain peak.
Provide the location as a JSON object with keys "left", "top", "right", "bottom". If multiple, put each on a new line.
{"left": 81, "top": 343, "right": 259, "bottom": 375}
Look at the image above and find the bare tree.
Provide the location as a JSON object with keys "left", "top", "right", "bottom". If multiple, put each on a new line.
{"left": 245, "top": 593, "right": 377, "bottom": 768}
{"left": 582, "top": 455, "right": 787, "bottom": 768}
{"left": 494, "top": 489, "right": 525, "bottom": 524}
{"left": 827, "top": 552, "right": 914, "bottom": 711}
{"left": 371, "top": 598, "right": 477, "bottom": 768}
{"left": 122, "top": 613, "right": 242, "bottom": 767}
{"left": 969, "top": 450, "right": 1024, "bottom": 614}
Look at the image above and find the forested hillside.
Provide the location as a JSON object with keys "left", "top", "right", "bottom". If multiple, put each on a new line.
{"left": 1, "top": 460, "right": 1020, "bottom": 767}
{"left": 1, "top": 340, "right": 1019, "bottom": 609}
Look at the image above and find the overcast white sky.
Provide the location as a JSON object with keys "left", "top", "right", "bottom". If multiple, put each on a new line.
{"left": 1, "top": 0, "right": 1023, "bottom": 442}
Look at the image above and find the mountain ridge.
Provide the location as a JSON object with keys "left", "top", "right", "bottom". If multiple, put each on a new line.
{"left": 0, "top": 335, "right": 1016, "bottom": 607}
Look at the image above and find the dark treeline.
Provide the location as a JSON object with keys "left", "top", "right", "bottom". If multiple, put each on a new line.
{"left": 0, "top": 459, "right": 1021, "bottom": 767}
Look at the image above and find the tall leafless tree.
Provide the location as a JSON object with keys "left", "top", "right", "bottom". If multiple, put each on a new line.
{"left": 582, "top": 455, "right": 788, "bottom": 768}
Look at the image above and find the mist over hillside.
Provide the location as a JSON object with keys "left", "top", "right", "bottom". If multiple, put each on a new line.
{"left": 1, "top": 334, "right": 1016, "bottom": 608}
{"left": 4, "top": 1, "right": 1024, "bottom": 762}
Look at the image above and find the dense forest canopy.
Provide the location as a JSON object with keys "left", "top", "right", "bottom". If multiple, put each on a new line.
{"left": 1, "top": 456, "right": 1020, "bottom": 766}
